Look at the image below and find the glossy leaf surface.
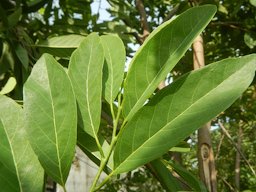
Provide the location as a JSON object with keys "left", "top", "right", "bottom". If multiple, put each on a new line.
{"left": 114, "top": 54, "right": 256, "bottom": 173}
{"left": 122, "top": 5, "right": 217, "bottom": 120}
{"left": 101, "top": 35, "right": 126, "bottom": 103}
{"left": 68, "top": 33, "right": 104, "bottom": 138}
{"left": 24, "top": 54, "right": 77, "bottom": 186}
{"left": 0, "top": 96, "right": 44, "bottom": 192}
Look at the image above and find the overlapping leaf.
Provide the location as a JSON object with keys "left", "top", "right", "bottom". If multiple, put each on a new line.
{"left": 169, "top": 161, "right": 207, "bottom": 191}
{"left": 122, "top": 5, "right": 217, "bottom": 120}
{"left": 68, "top": 33, "right": 104, "bottom": 138}
{"left": 24, "top": 54, "right": 77, "bottom": 186}
{"left": 149, "top": 159, "right": 182, "bottom": 191}
{"left": 114, "top": 54, "right": 256, "bottom": 173}
{"left": 101, "top": 35, "right": 126, "bottom": 103}
{"left": 0, "top": 95, "right": 44, "bottom": 192}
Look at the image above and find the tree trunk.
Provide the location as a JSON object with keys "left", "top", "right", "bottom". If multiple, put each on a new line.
{"left": 193, "top": 35, "right": 217, "bottom": 192}
{"left": 235, "top": 126, "right": 242, "bottom": 190}
{"left": 197, "top": 123, "right": 217, "bottom": 192}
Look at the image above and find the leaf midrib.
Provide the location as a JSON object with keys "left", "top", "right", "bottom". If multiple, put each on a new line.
{"left": 125, "top": 12, "right": 207, "bottom": 121}
{"left": 86, "top": 41, "right": 98, "bottom": 138}
{"left": 1, "top": 119, "right": 23, "bottom": 192}
{"left": 47, "top": 63, "right": 64, "bottom": 185}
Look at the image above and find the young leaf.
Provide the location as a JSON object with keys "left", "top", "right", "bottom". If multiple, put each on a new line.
{"left": 68, "top": 33, "right": 104, "bottom": 138}
{"left": 101, "top": 35, "right": 126, "bottom": 103}
{"left": 24, "top": 54, "right": 77, "bottom": 186}
{"left": 114, "top": 54, "right": 256, "bottom": 174}
{"left": 122, "top": 5, "right": 217, "bottom": 120}
{"left": 0, "top": 95, "right": 44, "bottom": 192}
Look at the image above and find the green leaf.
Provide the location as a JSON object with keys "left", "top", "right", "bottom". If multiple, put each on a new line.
{"left": 218, "top": 4, "right": 228, "bottom": 15}
{"left": 114, "top": 54, "right": 256, "bottom": 174}
{"left": 170, "top": 141, "right": 190, "bottom": 153}
{"left": 24, "top": 53, "right": 77, "bottom": 186}
{"left": 122, "top": 5, "right": 217, "bottom": 121}
{"left": 36, "top": 34, "right": 86, "bottom": 57}
{"left": 68, "top": 33, "right": 104, "bottom": 138}
{"left": 149, "top": 159, "right": 182, "bottom": 192}
{"left": 14, "top": 44, "right": 29, "bottom": 70}
{"left": 7, "top": 7, "right": 22, "bottom": 29}
{"left": 0, "top": 95, "right": 44, "bottom": 192}
{"left": 100, "top": 35, "right": 126, "bottom": 103}
{"left": 250, "top": 0, "right": 256, "bottom": 7}
{"left": 169, "top": 161, "right": 207, "bottom": 191}
{"left": 0, "top": 76, "right": 16, "bottom": 95}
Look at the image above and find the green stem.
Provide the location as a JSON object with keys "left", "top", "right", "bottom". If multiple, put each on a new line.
{"left": 63, "top": 186, "right": 67, "bottom": 192}
{"left": 95, "top": 134, "right": 105, "bottom": 158}
{"left": 91, "top": 134, "right": 118, "bottom": 191}
{"left": 93, "top": 171, "right": 115, "bottom": 191}
{"left": 90, "top": 94, "right": 123, "bottom": 191}
{"left": 89, "top": 157, "right": 106, "bottom": 191}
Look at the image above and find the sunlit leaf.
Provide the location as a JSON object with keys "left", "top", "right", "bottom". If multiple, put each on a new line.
{"left": 0, "top": 77, "right": 16, "bottom": 95}
{"left": 24, "top": 53, "right": 77, "bottom": 186}
{"left": 250, "top": 0, "right": 256, "bottom": 7}
{"left": 68, "top": 33, "right": 104, "bottom": 138}
{"left": 114, "top": 54, "right": 256, "bottom": 173}
{"left": 122, "top": 5, "right": 217, "bottom": 121}
{"left": 0, "top": 95, "right": 44, "bottom": 192}
{"left": 218, "top": 4, "right": 228, "bottom": 15}
{"left": 101, "top": 35, "right": 126, "bottom": 103}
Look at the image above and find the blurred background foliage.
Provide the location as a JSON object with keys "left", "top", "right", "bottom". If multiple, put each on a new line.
{"left": 0, "top": 0, "right": 255, "bottom": 191}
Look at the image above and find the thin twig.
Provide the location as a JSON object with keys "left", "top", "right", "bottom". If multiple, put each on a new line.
{"left": 215, "top": 133, "right": 225, "bottom": 160}
{"left": 123, "top": 32, "right": 143, "bottom": 45}
{"left": 218, "top": 120, "right": 256, "bottom": 176}
{"left": 210, "top": 22, "right": 250, "bottom": 32}
{"left": 218, "top": 176, "right": 236, "bottom": 192}
{"left": 135, "top": 0, "right": 150, "bottom": 41}
{"left": 162, "top": 3, "right": 180, "bottom": 23}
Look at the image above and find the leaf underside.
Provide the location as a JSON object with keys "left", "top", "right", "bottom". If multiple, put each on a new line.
{"left": 0, "top": 96, "right": 44, "bottom": 192}
{"left": 68, "top": 33, "right": 104, "bottom": 138}
{"left": 24, "top": 54, "right": 77, "bottom": 185}
{"left": 101, "top": 35, "right": 126, "bottom": 104}
{"left": 114, "top": 54, "right": 256, "bottom": 174}
{"left": 122, "top": 5, "right": 217, "bottom": 121}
